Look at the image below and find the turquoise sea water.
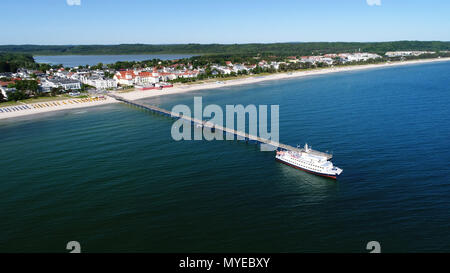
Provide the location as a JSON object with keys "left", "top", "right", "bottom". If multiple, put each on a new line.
{"left": 34, "top": 54, "right": 194, "bottom": 67}
{"left": 1, "top": 61, "right": 449, "bottom": 252}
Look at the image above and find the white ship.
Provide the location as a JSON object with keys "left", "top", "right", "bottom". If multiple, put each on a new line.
{"left": 275, "top": 144, "right": 343, "bottom": 179}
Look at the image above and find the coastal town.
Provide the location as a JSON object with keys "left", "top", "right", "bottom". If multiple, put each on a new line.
{"left": 0, "top": 49, "right": 447, "bottom": 120}
{"left": 0, "top": 50, "right": 442, "bottom": 104}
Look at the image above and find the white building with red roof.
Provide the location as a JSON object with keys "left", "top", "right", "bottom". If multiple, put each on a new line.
{"left": 113, "top": 69, "right": 160, "bottom": 86}
{"left": 114, "top": 70, "right": 136, "bottom": 86}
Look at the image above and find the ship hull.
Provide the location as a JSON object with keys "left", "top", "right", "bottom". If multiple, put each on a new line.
{"left": 276, "top": 157, "right": 338, "bottom": 180}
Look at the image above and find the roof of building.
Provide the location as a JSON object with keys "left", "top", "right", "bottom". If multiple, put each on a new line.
{"left": 47, "top": 77, "right": 80, "bottom": 84}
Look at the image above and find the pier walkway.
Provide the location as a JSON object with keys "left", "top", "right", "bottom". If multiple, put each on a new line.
{"left": 109, "top": 94, "right": 332, "bottom": 159}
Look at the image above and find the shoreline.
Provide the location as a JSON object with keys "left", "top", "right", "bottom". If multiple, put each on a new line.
{"left": 0, "top": 97, "right": 118, "bottom": 120}
{"left": 1, "top": 57, "right": 450, "bottom": 121}
{"left": 115, "top": 57, "right": 450, "bottom": 101}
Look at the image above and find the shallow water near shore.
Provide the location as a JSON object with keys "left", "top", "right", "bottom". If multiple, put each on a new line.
{"left": 1, "top": 61, "right": 449, "bottom": 252}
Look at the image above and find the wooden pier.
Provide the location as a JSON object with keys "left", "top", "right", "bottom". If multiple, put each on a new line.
{"left": 109, "top": 94, "right": 332, "bottom": 159}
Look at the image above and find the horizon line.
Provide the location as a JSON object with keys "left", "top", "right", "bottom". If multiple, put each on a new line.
{"left": 1, "top": 40, "right": 450, "bottom": 47}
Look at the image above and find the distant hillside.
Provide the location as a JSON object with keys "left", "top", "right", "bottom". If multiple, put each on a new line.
{"left": 1, "top": 41, "right": 450, "bottom": 56}
{"left": 0, "top": 53, "right": 36, "bottom": 73}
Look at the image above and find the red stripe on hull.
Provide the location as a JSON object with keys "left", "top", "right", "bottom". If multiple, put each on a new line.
{"left": 276, "top": 158, "right": 337, "bottom": 180}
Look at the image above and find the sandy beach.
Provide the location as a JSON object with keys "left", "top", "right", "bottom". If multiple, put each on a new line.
{"left": 117, "top": 57, "right": 450, "bottom": 101}
{"left": 1, "top": 57, "right": 449, "bottom": 120}
{"left": 0, "top": 96, "right": 118, "bottom": 120}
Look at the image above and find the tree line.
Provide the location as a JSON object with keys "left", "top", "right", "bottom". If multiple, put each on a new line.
{"left": 0, "top": 53, "right": 58, "bottom": 73}
{"left": 1, "top": 41, "right": 450, "bottom": 56}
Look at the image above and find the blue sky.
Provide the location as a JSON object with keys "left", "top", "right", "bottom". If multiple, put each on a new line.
{"left": 1, "top": 0, "right": 449, "bottom": 44}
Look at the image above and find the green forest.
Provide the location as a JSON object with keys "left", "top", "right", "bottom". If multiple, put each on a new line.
{"left": 1, "top": 41, "right": 450, "bottom": 56}
{"left": 0, "top": 53, "right": 37, "bottom": 72}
